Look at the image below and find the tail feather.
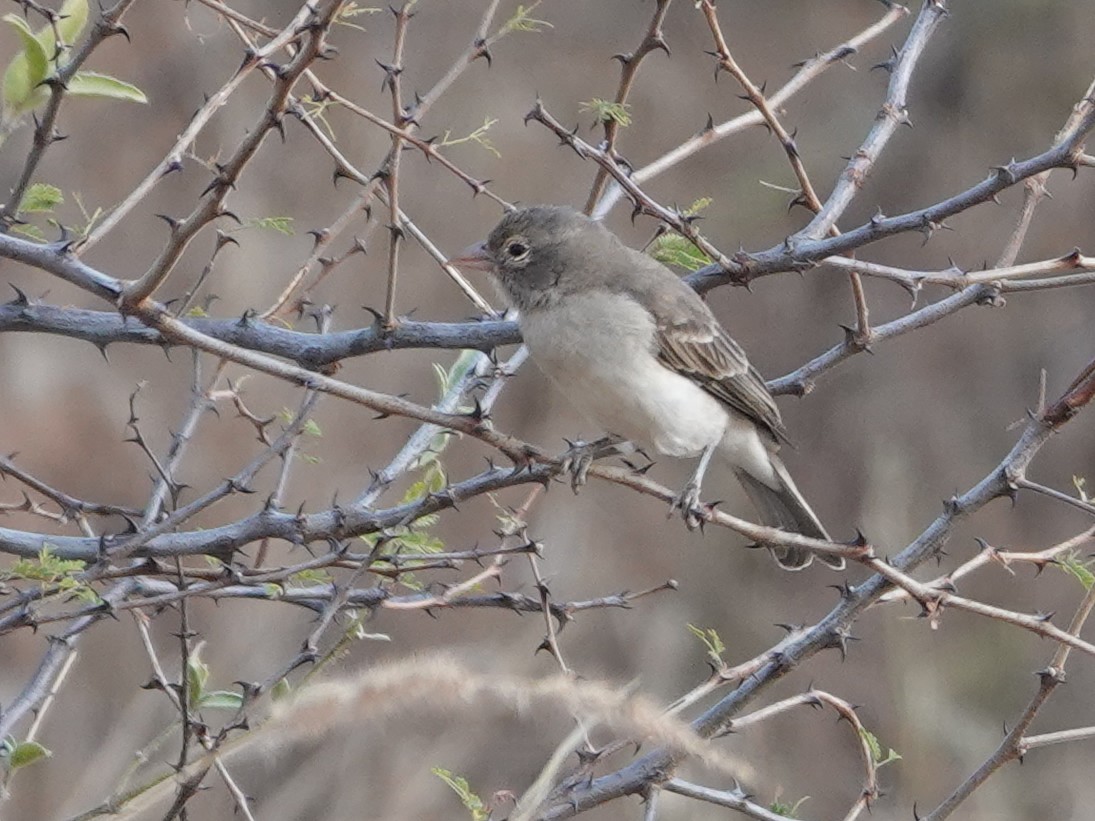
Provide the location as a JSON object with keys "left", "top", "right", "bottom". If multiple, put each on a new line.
{"left": 734, "top": 458, "right": 844, "bottom": 571}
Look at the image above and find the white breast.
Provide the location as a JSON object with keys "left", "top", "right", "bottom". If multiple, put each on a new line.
{"left": 518, "top": 292, "right": 729, "bottom": 458}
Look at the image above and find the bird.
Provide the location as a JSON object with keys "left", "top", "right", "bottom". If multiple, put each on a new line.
{"left": 451, "top": 205, "right": 841, "bottom": 570}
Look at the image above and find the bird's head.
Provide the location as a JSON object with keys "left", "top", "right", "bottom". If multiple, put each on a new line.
{"left": 450, "top": 205, "right": 612, "bottom": 311}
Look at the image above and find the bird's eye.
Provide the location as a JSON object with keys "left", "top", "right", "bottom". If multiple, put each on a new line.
{"left": 506, "top": 239, "right": 529, "bottom": 259}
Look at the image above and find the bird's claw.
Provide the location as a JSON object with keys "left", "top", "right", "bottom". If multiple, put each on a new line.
{"left": 559, "top": 436, "right": 626, "bottom": 492}
{"left": 559, "top": 439, "right": 597, "bottom": 493}
{"left": 560, "top": 446, "right": 595, "bottom": 492}
{"left": 669, "top": 481, "right": 708, "bottom": 530}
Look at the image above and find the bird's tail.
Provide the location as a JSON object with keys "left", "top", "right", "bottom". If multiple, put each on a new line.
{"left": 733, "top": 457, "right": 844, "bottom": 571}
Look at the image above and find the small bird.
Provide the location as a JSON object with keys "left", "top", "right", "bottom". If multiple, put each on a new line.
{"left": 452, "top": 205, "right": 841, "bottom": 570}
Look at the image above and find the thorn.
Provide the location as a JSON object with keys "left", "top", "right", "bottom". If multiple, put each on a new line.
{"left": 472, "top": 37, "right": 492, "bottom": 67}
{"left": 6, "top": 284, "right": 29, "bottom": 306}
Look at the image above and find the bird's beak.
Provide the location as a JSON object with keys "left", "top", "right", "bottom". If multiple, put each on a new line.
{"left": 448, "top": 241, "right": 494, "bottom": 272}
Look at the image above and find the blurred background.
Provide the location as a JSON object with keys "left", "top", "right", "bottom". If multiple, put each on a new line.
{"left": 1, "top": 0, "right": 1094, "bottom": 818}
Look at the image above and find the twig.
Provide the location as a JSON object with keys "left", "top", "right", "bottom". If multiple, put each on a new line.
{"left": 922, "top": 578, "right": 1095, "bottom": 820}
{"left": 662, "top": 780, "right": 799, "bottom": 821}
{"left": 593, "top": 4, "right": 910, "bottom": 218}
{"left": 582, "top": 0, "right": 672, "bottom": 213}
{"left": 121, "top": 0, "right": 344, "bottom": 306}
{"left": 0, "top": 454, "right": 142, "bottom": 520}
{"left": 79, "top": 1, "right": 328, "bottom": 252}
{"left": 802, "top": 0, "right": 949, "bottom": 239}
{"left": 698, "top": 0, "right": 874, "bottom": 344}
{"left": 879, "top": 527, "right": 1095, "bottom": 605}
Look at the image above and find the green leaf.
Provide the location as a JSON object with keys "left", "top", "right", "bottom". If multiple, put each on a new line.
{"left": 499, "top": 3, "right": 552, "bottom": 35}
{"left": 647, "top": 201, "right": 714, "bottom": 270}
{"left": 6, "top": 739, "right": 51, "bottom": 770}
{"left": 401, "top": 462, "right": 447, "bottom": 505}
{"left": 271, "top": 678, "right": 292, "bottom": 701}
{"left": 19, "top": 182, "right": 63, "bottom": 213}
{"left": 859, "top": 727, "right": 901, "bottom": 767}
{"left": 2, "top": 13, "right": 50, "bottom": 112}
{"left": 686, "top": 623, "right": 726, "bottom": 666}
{"left": 11, "top": 223, "right": 46, "bottom": 241}
{"left": 432, "top": 767, "right": 489, "bottom": 821}
{"left": 67, "top": 71, "right": 147, "bottom": 104}
{"left": 198, "top": 690, "right": 244, "bottom": 711}
{"left": 769, "top": 795, "right": 809, "bottom": 818}
{"left": 287, "top": 568, "right": 332, "bottom": 587}
{"left": 50, "top": 0, "right": 90, "bottom": 49}
{"left": 579, "top": 98, "right": 631, "bottom": 127}
{"left": 648, "top": 233, "right": 712, "bottom": 271}
{"left": 437, "top": 118, "right": 502, "bottom": 158}
{"left": 246, "top": 215, "right": 295, "bottom": 235}
{"left": 1060, "top": 553, "right": 1095, "bottom": 591}
{"left": 303, "top": 419, "right": 322, "bottom": 437}
{"left": 186, "top": 652, "right": 210, "bottom": 709}
{"left": 4, "top": 545, "right": 85, "bottom": 582}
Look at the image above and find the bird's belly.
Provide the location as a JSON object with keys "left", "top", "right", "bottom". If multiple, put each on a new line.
{"left": 520, "top": 298, "right": 727, "bottom": 457}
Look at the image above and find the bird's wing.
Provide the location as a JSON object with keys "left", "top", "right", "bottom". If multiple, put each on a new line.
{"left": 651, "top": 296, "right": 785, "bottom": 442}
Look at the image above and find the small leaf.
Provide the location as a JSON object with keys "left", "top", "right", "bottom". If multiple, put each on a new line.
{"left": 271, "top": 678, "right": 292, "bottom": 701}
{"left": 11, "top": 223, "right": 47, "bottom": 241}
{"left": 302, "top": 419, "right": 322, "bottom": 437}
{"left": 186, "top": 652, "right": 210, "bottom": 709}
{"left": 198, "top": 690, "right": 244, "bottom": 711}
{"left": 686, "top": 623, "right": 726, "bottom": 665}
{"left": 647, "top": 200, "right": 715, "bottom": 272}
{"left": 859, "top": 727, "right": 902, "bottom": 767}
{"left": 579, "top": 98, "right": 632, "bottom": 127}
{"left": 287, "top": 568, "right": 332, "bottom": 587}
{"left": 50, "top": 0, "right": 90, "bottom": 49}
{"left": 67, "top": 71, "right": 148, "bottom": 104}
{"left": 499, "top": 3, "right": 552, "bottom": 35}
{"left": 649, "top": 233, "right": 712, "bottom": 271}
{"left": 6, "top": 740, "right": 51, "bottom": 770}
{"left": 20, "top": 182, "right": 63, "bottom": 213}
{"left": 1060, "top": 553, "right": 1095, "bottom": 591}
{"left": 860, "top": 726, "right": 881, "bottom": 761}
{"left": 432, "top": 767, "right": 489, "bottom": 821}
{"left": 2, "top": 13, "right": 50, "bottom": 112}
{"left": 271, "top": 678, "right": 293, "bottom": 704}
{"left": 246, "top": 216, "right": 295, "bottom": 235}
{"left": 769, "top": 794, "right": 809, "bottom": 819}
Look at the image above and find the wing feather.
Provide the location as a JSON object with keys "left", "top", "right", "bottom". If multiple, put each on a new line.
{"left": 603, "top": 246, "right": 786, "bottom": 442}
{"left": 654, "top": 314, "right": 785, "bottom": 442}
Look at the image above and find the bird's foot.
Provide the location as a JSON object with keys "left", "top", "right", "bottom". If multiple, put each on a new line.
{"left": 559, "top": 436, "right": 626, "bottom": 492}
{"left": 669, "top": 481, "right": 709, "bottom": 530}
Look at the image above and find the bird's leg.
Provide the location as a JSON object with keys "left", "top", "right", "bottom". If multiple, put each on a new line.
{"left": 559, "top": 434, "right": 630, "bottom": 492}
{"left": 671, "top": 442, "right": 717, "bottom": 530}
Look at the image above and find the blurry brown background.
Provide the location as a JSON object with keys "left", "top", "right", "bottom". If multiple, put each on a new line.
{"left": 2, "top": 1, "right": 1094, "bottom": 819}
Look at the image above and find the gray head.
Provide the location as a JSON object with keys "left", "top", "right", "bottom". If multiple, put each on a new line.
{"left": 451, "top": 206, "right": 621, "bottom": 311}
